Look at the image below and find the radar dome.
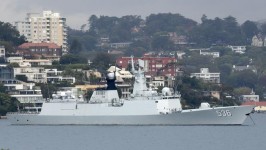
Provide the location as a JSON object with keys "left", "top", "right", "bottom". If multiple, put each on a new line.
{"left": 162, "top": 87, "right": 172, "bottom": 96}
{"left": 107, "top": 72, "right": 115, "bottom": 80}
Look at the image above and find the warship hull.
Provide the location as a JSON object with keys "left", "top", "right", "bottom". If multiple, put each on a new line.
{"left": 7, "top": 105, "right": 254, "bottom": 125}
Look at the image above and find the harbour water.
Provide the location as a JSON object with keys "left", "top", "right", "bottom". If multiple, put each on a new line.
{"left": 0, "top": 113, "right": 265, "bottom": 150}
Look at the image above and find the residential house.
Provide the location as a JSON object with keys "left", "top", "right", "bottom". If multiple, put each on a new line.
{"left": 239, "top": 90, "right": 259, "bottom": 102}
{"left": 13, "top": 67, "right": 47, "bottom": 83}
{"left": 7, "top": 56, "right": 52, "bottom": 66}
{"left": 116, "top": 83, "right": 132, "bottom": 99}
{"left": 47, "top": 76, "right": 76, "bottom": 84}
{"left": 0, "top": 79, "right": 35, "bottom": 91}
{"left": 110, "top": 42, "right": 132, "bottom": 49}
{"left": 251, "top": 35, "right": 265, "bottom": 47}
{"left": 152, "top": 76, "right": 165, "bottom": 89}
{"left": 168, "top": 32, "right": 188, "bottom": 45}
{"left": 200, "top": 50, "right": 220, "bottom": 58}
{"left": 17, "top": 42, "right": 62, "bottom": 60}
{"left": 228, "top": 45, "right": 246, "bottom": 54}
{"left": 232, "top": 65, "right": 257, "bottom": 74}
{"left": 44, "top": 68, "right": 75, "bottom": 84}
{"left": 189, "top": 48, "right": 210, "bottom": 51}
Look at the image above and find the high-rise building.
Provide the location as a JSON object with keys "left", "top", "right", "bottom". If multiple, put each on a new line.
{"left": 15, "top": 10, "right": 67, "bottom": 53}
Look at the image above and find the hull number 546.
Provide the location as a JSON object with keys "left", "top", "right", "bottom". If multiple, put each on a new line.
{"left": 216, "top": 110, "right": 232, "bottom": 117}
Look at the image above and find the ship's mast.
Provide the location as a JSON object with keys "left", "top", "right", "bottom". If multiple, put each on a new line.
{"left": 131, "top": 55, "right": 135, "bottom": 73}
{"left": 131, "top": 56, "right": 148, "bottom": 97}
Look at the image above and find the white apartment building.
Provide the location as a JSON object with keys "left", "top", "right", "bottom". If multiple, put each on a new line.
{"left": 23, "top": 59, "right": 52, "bottom": 66}
{"left": 10, "top": 89, "right": 43, "bottom": 104}
{"left": 110, "top": 42, "right": 132, "bottom": 49}
{"left": 13, "top": 67, "right": 47, "bottom": 83}
{"left": 45, "top": 69, "right": 62, "bottom": 76}
{"left": 45, "top": 68, "right": 75, "bottom": 84}
{"left": 240, "top": 94, "right": 259, "bottom": 102}
{"left": 0, "top": 46, "right": 5, "bottom": 58}
{"left": 7, "top": 57, "right": 52, "bottom": 66}
{"left": 47, "top": 76, "right": 76, "bottom": 84}
{"left": 15, "top": 10, "right": 67, "bottom": 53}
{"left": 228, "top": 45, "right": 246, "bottom": 54}
{"left": 0, "top": 79, "right": 35, "bottom": 91}
{"left": 190, "top": 68, "right": 220, "bottom": 84}
{"left": 6, "top": 57, "right": 23, "bottom": 63}
{"left": 200, "top": 50, "right": 220, "bottom": 58}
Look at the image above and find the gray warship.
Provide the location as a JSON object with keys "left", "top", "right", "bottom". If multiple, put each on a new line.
{"left": 7, "top": 57, "right": 254, "bottom": 125}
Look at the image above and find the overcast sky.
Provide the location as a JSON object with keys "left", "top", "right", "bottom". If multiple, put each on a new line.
{"left": 1, "top": 0, "right": 266, "bottom": 29}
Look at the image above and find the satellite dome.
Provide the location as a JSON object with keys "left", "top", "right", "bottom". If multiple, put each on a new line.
{"left": 162, "top": 87, "right": 172, "bottom": 96}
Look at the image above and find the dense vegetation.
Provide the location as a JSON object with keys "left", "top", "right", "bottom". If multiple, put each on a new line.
{"left": 0, "top": 22, "right": 24, "bottom": 115}
{"left": 0, "top": 84, "right": 19, "bottom": 115}
{"left": 68, "top": 13, "right": 266, "bottom": 53}
{"left": 0, "top": 21, "right": 25, "bottom": 53}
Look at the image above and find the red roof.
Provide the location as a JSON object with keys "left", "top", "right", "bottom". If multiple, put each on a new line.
{"left": 18, "top": 42, "right": 61, "bottom": 49}
{"left": 242, "top": 101, "right": 266, "bottom": 106}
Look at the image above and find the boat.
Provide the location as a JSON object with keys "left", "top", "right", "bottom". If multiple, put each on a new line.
{"left": 7, "top": 57, "right": 254, "bottom": 125}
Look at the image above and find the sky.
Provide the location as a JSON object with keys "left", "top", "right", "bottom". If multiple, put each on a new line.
{"left": 1, "top": 0, "right": 266, "bottom": 29}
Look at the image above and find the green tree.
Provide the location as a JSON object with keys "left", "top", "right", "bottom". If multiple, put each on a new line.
{"left": 0, "top": 83, "right": 6, "bottom": 93}
{"left": 80, "top": 35, "right": 97, "bottom": 51}
{"left": 125, "top": 47, "right": 146, "bottom": 57}
{"left": 59, "top": 54, "right": 87, "bottom": 64}
{"left": 145, "top": 13, "right": 197, "bottom": 35}
{"left": 189, "top": 15, "right": 244, "bottom": 46}
{"left": 87, "top": 15, "right": 142, "bottom": 42}
{"left": 62, "top": 68, "right": 84, "bottom": 83}
{"left": 85, "top": 90, "right": 94, "bottom": 102}
{"left": 69, "top": 39, "right": 82, "bottom": 54}
{"left": 260, "top": 23, "right": 266, "bottom": 36}
{"left": 0, "top": 41, "right": 15, "bottom": 53}
{"left": 0, "top": 93, "right": 19, "bottom": 115}
{"left": 151, "top": 33, "right": 174, "bottom": 51}
{"left": 0, "top": 21, "right": 25, "bottom": 45}
{"left": 40, "top": 84, "right": 58, "bottom": 100}
{"left": 227, "top": 70, "right": 257, "bottom": 88}
{"left": 233, "top": 87, "right": 252, "bottom": 96}
{"left": 8, "top": 63, "right": 19, "bottom": 68}
{"left": 91, "top": 52, "right": 114, "bottom": 71}
{"left": 241, "top": 20, "right": 258, "bottom": 43}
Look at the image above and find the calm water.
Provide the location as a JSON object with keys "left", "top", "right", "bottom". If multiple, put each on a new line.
{"left": 0, "top": 114, "right": 265, "bottom": 150}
